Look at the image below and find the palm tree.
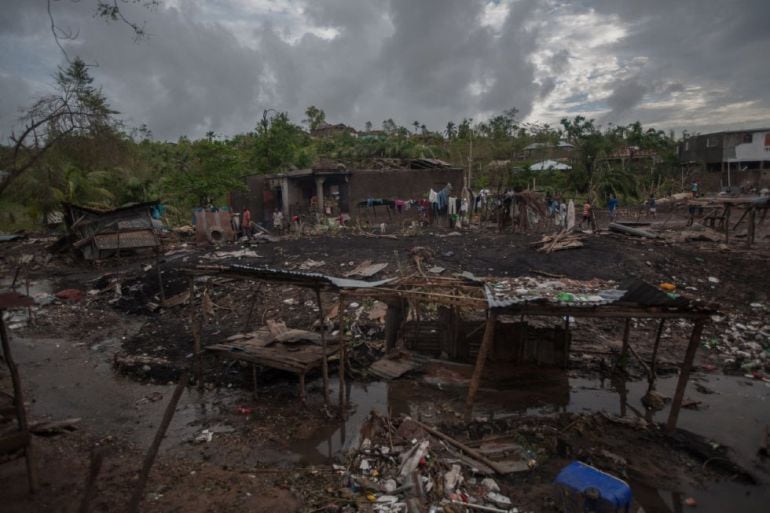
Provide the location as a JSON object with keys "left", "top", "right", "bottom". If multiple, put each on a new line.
{"left": 445, "top": 121, "right": 457, "bottom": 139}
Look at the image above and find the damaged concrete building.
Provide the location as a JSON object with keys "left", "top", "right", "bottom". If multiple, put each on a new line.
{"left": 679, "top": 128, "right": 770, "bottom": 190}
{"left": 230, "top": 159, "right": 464, "bottom": 224}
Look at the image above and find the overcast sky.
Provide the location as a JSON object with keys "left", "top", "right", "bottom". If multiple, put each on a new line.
{"left": 1, "top": 0, "right": 769, "bottom": 141}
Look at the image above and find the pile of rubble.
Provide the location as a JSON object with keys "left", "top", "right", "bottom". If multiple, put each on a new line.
{"left": 707, "top": 304, "right": 770, "bottom": 377}
{"left": 333, "top": 414, "right": 538, "bottom": 513}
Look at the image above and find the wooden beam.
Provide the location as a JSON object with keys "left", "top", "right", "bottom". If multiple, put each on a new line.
{"left": 464, "top": 313, "right": 497, "bottom": 421}
{"left": 314, "top": 288, "right": 329, "bottom": 406}
{"left": 127, "top": 372, "right": 188, "bottom": 513}
{"left": 0, "top": 315, "right": 36, "bottom": 492}
{"left": 648, "top": 319, "right": 665, "bottom": 390}
{"left": 666, "top": 319, "right": 705, "bottom": 433}
{"left": 337, "top": 293, "right": 346, "bottom": 412}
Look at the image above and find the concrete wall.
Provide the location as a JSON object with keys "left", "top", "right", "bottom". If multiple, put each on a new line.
{"left": 229, "top": 175, "right": 266, "bottom": 224}
{"left": 728, "top": 131, "right": 770, "bottom": 162}
{"left": 348, "top": 168, "right": 464, "bottom": 205}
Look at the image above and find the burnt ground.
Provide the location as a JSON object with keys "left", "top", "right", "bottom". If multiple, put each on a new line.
{"left": 1, "top": 211, "right": 769, "bottom": 513}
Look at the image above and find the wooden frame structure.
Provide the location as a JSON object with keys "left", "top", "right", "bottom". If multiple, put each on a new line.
{"left": 186, "top": 264, "right": 716, "bottom": 432}
{"left": 688, "top": 196, "right": 769, "bottom": 247}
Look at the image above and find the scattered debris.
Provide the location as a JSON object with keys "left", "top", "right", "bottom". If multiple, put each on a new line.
{"left": 344, "top": 260, "right": 389, "bottom": 277}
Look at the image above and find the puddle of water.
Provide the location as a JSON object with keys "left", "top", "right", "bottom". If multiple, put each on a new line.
{"left": 12, "top": 334, "right": 237, "bottom": 451}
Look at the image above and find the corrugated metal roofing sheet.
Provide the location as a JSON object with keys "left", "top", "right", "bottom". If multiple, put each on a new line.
{"left": 226, "top": 264, "right": 395, "bottom": 290}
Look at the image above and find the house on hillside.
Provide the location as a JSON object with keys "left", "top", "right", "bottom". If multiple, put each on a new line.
{"left": 597, "top": 146, "right": 660, "bottom": 171}
{"left": 521, "top": 140, "right": 574, "bottom": 160}
{"left": 310, "top": 123, "right": 357, "bottom": 138}
{"left": 678, "top": 128, "right": 770, "bottom": 190}
{"left": 230, "top": 159, "right": 464, "bottom": 224}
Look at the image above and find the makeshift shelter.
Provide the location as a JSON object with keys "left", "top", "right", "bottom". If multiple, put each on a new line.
{"left": 62, "top": 201, "right": 160, "bottom": 260}
{"left": 186, "top": 264, "right": 716, "bottom": 432}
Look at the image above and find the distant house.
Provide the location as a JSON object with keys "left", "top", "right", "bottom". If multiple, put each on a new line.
{"left": 230, "top": 159, "right": 464, "bottom": 224}
{"left": 597, "top": 146, "right": 660, "bottom": 170}
{"left": 521, "top": 140, "right": 573, "bottom": 160}
{"left": 310, "top": 122, "right": 357, "bottom": 138}
{"left": 529, "top": 160, "right": 571, "bottom": 171}
{"left": 678, "top": 128, "right": 770, "bottom": 189}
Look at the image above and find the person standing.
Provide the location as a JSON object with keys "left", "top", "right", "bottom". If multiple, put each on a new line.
{"left": 581, "top": 199, "right": 592, "bottom": 228}
{"left": 272, "top": 208, "right": 284, "bottom": 233}
{"left": 690, "top": 179, "right": 699, "bottom": 198}
{"left": 608, "top": 194, "right": 618, "bottom": 222}
{"left": 242, "top": 207, "right": 252, "bottom": 236}
{"left": 647, "top": 194, "right": 657, "bottom": 218}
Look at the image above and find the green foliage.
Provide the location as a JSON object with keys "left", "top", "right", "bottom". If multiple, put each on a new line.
{"left": 304, "top": 105, "right": 326, "bottom": 130}
{"left": 161, "top": 138, "right": 246, "bottom": 208}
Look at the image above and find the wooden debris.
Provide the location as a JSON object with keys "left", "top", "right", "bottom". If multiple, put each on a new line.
{"left": 609, "top": 222, "right": 658, "bottom": 239}
{"left": 532, "top": 231, "right": 584, "bottom": 253}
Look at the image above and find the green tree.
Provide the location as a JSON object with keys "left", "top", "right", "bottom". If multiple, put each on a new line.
{"left": 303, "top": 105, "right": 326, "bottom": 130}
{"left": 162, "top": 138, "right": 245, "bottom": 208}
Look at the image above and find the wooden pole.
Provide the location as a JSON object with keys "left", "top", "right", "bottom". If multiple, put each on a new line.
{"left": 666, "top": 319, "right": 705, "bottom": 433}
{"left": 0, "top": 315, "right": 36, "bottom": 492}
{"left": 647, "top": 319, "right": 665, "bottom": 392}
{"left": 251, "top": 364, "right": 258, "bottom": 400}
{"left": 314, "top": 288, "right": 330, "bottom": 406}
{"left": 127, "top": 372, "right": 188, "bottom": 513}
{"left": 337, "top": 293, "right": 346, "bottom": 412}
{"left": 748, "top": 207, "right": 756, "bottom": 248}
{"left": 616, "top": 318, "right": 632, "bottom": 371}
{"left": 411, "top": 418, "right": 509, "bottom": 475}
{"left": 464, "top": 312, "right": 497, "bottom": 421}
{"left": 155, "top": 252, "right": 165, "bottom": 304}
{"left": 78, "top": 449, "right": 104, "bottom": 513}
{"left": 188, "top": 277, "right": 203, "bottom": 390}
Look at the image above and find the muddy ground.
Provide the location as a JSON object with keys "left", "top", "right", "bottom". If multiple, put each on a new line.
{"left": 1, "top": 209, "right": 769, "bottom": 513}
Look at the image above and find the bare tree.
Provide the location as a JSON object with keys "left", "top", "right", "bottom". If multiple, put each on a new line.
{"left": 48, "top": 0, "right": 159, "bottom": 59}
{"left": 0, "top": 58, "right": 116, "bottom": 196}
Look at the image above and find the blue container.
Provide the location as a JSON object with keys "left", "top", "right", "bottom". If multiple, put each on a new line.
{"left": 553, "top": 461, "right": 632, "bottom": 513}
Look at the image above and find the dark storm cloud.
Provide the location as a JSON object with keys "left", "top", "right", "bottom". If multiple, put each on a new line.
{"left": 1, "top": 0, "right": 768, "bottom": 139}
{"left": 606, "top": 78, "right": 647, "bottom": 115}
{"left": 572, "top": 0, "right": 770, "bottom": 128}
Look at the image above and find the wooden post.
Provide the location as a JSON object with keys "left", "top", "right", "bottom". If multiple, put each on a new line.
{"left": 0, "top": 315, "right": 36, "bottom": 492}
{"left": 666, "top": 319, "right": 705, "bottom": 433}
{"left": 127, "top": 372, "right": 188, "bottom": 513}
{"left": 464, "top": 312, "right": 497, "bottom": 421}
{"left": 188, "top": 277, "right": 203, "bottom": 390}
{"left": 337, "top": 293, "right": 346, "bottom": 412}
{"left": 155, "top": 252, "right": 165, "bottom": 304}
{"left": 648, "top": 319, "right": 665, "bottom": 391}
{"left": 314, "top": 288, "right": 330, "bottom": 406}
{"left": 78, "top": 449, "right": 104, "bottom": 513}
{"left": 748, "top": 207, "right": 756, "bottom": 248}
{"left": 251, "top": 364, "right": 258, "bottom": 400}
{"left": 616, "top": 318, "right": 632, "bottom": 371}
{"left": 724, "top": 204, "right": 731, "bottom": 244}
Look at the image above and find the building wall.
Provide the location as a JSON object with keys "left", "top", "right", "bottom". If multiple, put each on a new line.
{"left": 680, "top": 130, "right": 770, "bottom": 166}
{"left": 348, "top": 168, "right": 464, "bottom": 205}
{"left": 727, "top": 131, "right": 770, "bottom": 162}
